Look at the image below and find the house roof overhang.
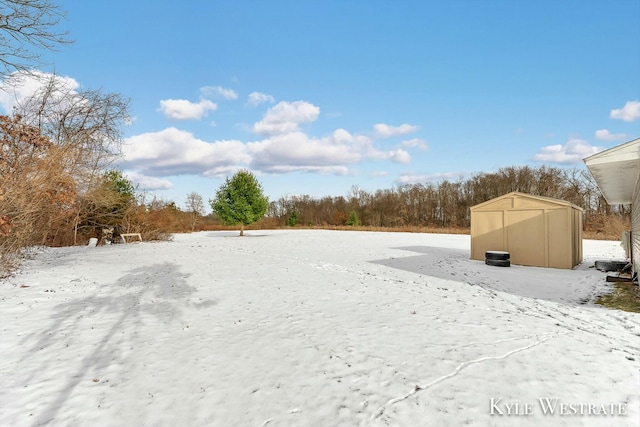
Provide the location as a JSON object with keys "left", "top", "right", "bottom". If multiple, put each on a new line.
{"left": 584, "top": 138, "right": 640, "bottom": 205}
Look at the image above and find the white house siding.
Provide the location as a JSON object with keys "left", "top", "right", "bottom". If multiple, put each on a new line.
{"left": 633, "top": 173, "right": 640, "bottom": 276}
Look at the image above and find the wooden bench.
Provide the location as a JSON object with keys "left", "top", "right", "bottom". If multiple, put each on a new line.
{"left": 120, "top": 233, "right": 142, "bottom": 243}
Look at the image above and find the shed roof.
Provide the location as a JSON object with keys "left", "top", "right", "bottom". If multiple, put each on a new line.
{"left": 583, "top": 138, "right": 640, "bottom": 205}
{"left": 470, "top": 191, "right": 583, "bottom": 211}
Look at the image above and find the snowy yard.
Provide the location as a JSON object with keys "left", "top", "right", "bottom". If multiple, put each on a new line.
{"left": 0, "top": 230, "right": 638, "bottom": 427}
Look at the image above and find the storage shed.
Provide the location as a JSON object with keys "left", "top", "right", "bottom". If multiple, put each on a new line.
{"left": 470, "top": 192, "right": 583, "bottom": 269}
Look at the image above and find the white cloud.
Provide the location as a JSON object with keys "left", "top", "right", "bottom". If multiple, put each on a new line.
{"left": 0, "top": 74, "right": 423, "bottom": 181}
{"left": 610, "top": 100, "right": 640, "bottom": 122}
{"left": 370, "top": 171, "right": 389, "bottom": 177}
{"left": 121, "top": 127, "right": 250, "bottom": 176}
{"left": 532, "top": 138, "right": 603, "bottom": 164}
{"left": 251, "top": 164, "right": 351, "bottom": 175}
{"left": 332, "top": 128, "right": 352, "bottom": 143}
{"left": 365, "top": 148, "right": 409, "bottom": 164}
{"left": 373, "top": 123, "right": 419, "bottom": 139}
{"left": 247, "top": 122, "right": 415, "bottom": 173}
{"left": 158, "top": 98, "right": 218, "bottom": 120}
{"left": 125, "top": 172, "right": 173, "bottom": 191}
{"left": 0, "top": 70, "right": 80, "bottom": 113}
{"left": 121, "top": 96, "right": 424, "bottom": 180}
{"left": 200, "top": 86, "right": 238, "bottom": 100}
{"left": 387, "top": 149, "right": 411, "bottom": 164}
{"left": 396, "top": 171, "right": 465, "bottom": 185}
{"left": 253, "top": 101, "right": 320, "bottom": 136}
{"left": 157, "top": 86, "right": 237, "bottom": 120}
{"left": 594, "top": 129, "right": 627, "bottom": 141}
{"left": 248, "top": 130, "right": 362, "bottom": 173}
{"left": 401, "top": 138, "right": 429, "bottom": 150}
{"left": 202, "top": 165, "right": 246, "bottom": 179}
{"left": 247, "top": 92, "right": 275, "bottom": 106}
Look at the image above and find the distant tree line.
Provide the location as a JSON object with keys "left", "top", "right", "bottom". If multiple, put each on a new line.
{"left": 267, "top": 165, "right": 630, "bottom": 233}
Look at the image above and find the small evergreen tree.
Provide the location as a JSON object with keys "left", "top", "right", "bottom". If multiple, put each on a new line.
{"left": 210, "top": 170, "right": 269, "bottom": 236}
{"left": 77, "top": 169, "right": 135, "bottom": 240}
{"left": 287, "top": 210, "right": 299, "bottom": 227}
{"left": 346, "top": 210, "right": 360, "bottom": 226}
{"left": 104, "top": 169, "right": 135, "bottom": 200}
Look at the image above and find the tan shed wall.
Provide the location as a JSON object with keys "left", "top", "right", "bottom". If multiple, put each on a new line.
{"left": 489, "top": 198, "right": 515, "bottom": 210}
{"left": 515, "top": 197, "right": 559, "bottom": 210}
{"left": 547, "top": 208, "right": 571, "bottom": 269}
{"left": 470, "top": 193, "right": 583, "bottom": 269}
{"left": 470, "top": 211, "right": 506, "bottom": 260}
{"left": 506, "top": 209, "right": 546, "bottom": 267}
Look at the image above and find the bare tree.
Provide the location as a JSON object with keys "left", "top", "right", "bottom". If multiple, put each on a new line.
{"left": 0, "top": 0, "right": 72, "bottom": 79}
{"left": 14, "top": 73, "right": 130, "bottom": 187}
{"left": 185, "top": 192, "right": 205, "bottom": 231}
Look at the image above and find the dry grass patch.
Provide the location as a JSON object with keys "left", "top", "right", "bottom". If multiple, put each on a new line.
{"left": 596, "top": 281, "right": 640, "bottom": 313}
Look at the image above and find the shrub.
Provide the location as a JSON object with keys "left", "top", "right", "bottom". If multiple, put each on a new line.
{"left": 287, "top": 211, "right": 299, "bottom": 227}
{"left": 346, "top": 210, "right": 360, "bottom": 226}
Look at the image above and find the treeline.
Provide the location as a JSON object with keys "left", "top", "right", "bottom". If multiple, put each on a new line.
{"left": 266, "top": 165, "right": 630, "bottom": 234}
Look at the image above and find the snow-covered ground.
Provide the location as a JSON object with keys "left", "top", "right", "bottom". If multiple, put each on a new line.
{"left": 0, "top": 230, "right": 638, "bottom": 427}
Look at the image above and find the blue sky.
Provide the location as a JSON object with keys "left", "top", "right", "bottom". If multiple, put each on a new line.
{"left": 2, "top": 0, "right": 639, "bottom": 209}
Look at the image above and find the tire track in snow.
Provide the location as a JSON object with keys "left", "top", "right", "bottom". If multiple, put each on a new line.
{"left": 370, "top": 332, "right": 566, "bottom": 421}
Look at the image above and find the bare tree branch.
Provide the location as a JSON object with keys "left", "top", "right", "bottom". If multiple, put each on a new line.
{"left": 0, "top": 0, "right": 72, "bottom": 79}
{"left": 13, "top": 72, "right": 131, "bottom": 188}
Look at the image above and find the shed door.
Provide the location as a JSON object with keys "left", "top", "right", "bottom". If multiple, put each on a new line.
{"left": 506, "top": 210, "right": 546, "bottom": 267}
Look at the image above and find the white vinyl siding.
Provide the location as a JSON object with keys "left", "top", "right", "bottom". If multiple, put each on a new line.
{"left": 633, "top": 172, "right": 640, "bottom": 275}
